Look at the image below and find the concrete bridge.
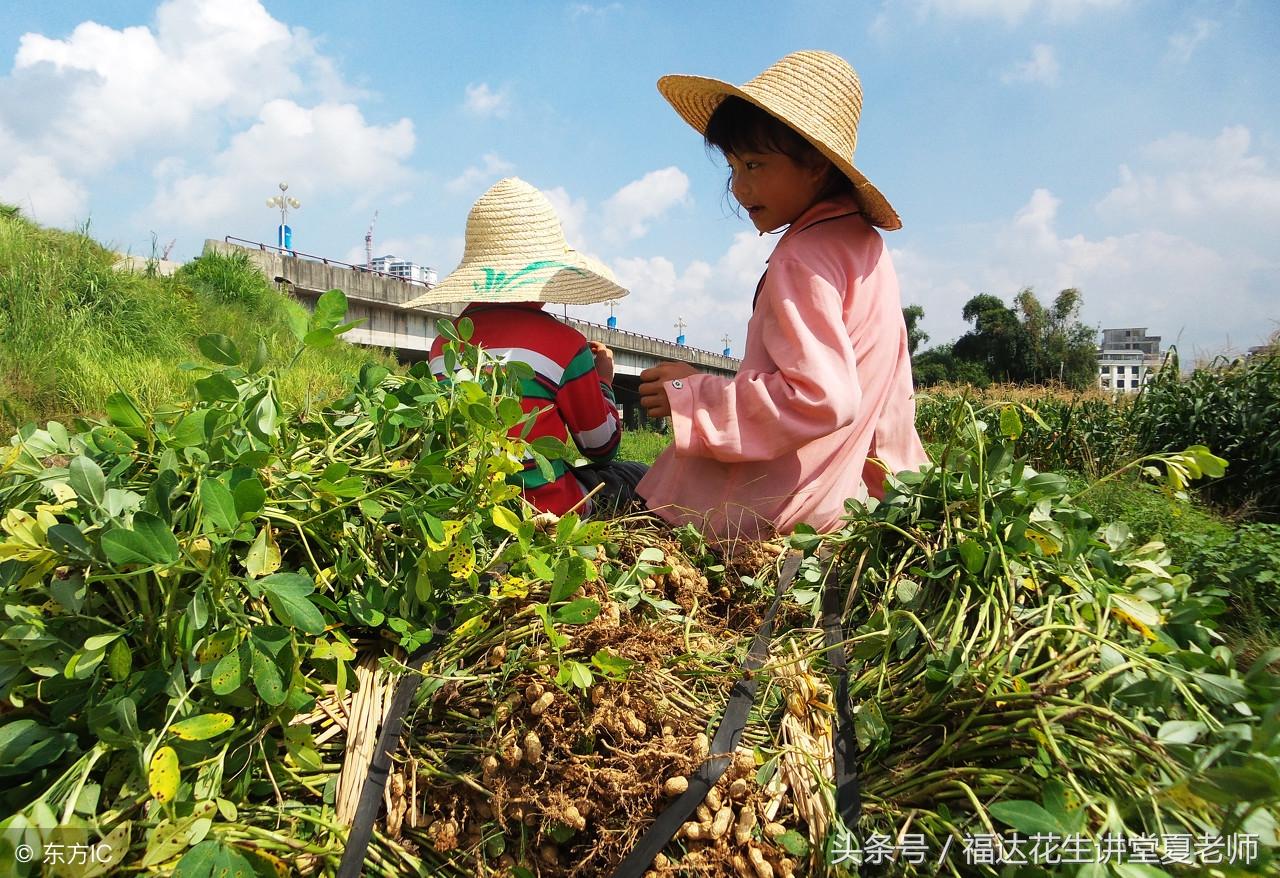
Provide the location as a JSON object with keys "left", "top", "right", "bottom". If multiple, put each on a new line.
{"left": 204, "top": 239, "right": 740, "bottom": 426}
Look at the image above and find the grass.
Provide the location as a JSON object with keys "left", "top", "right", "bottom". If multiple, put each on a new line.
{"left": 0, "top": 205, "right": 394, "bottom": 434}
{"left": 619, "top": 427, "right": 671, "bottom": 465}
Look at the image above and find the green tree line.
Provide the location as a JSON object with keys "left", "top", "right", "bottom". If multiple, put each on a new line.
{"left": 905, "top": 287, "right": 1099, "bottom": 390}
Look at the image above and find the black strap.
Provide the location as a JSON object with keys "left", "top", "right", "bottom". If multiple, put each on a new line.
{"left": 609, "top": 553, "right": 804, "bottom": 878}
{"left": 822, "top": 574, "right": 861, "bottom": 828}
{"left": 336, "top": 646, "right": 436, "bottom": 878}
{"left": 751, "top": 270, "right": 769, "bottom": 311}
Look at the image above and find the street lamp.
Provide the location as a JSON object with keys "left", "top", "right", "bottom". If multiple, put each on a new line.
{"left": 674, "top": 316, "right": 687, "bottom": 346}
{"left": 606, "top": 299, "right": 619, "bottom": 329}
{"left": 722, "top": 334, "right": 732, "bottom": 357}
{"left": 265, "top": 182, "right": 301, "bottom": 252}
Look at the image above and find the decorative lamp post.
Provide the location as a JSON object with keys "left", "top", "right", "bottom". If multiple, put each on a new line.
{"left": 606, "top": 299, "right": 618, "bottom": 329}
{"left": 674, "top": 316, "right": 687, "bottom": 346}
{"left": 722, "top": 334, "right": 732, "bottom": 357}
{"left": 265, "top": 182, "right": 301, "bottom": 252}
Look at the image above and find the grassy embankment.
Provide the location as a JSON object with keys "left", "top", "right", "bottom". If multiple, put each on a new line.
{"left": 0, "top": 204, "right": 391, "bottom": 435}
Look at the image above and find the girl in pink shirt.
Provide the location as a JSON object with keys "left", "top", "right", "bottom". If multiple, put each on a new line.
{"left": 636, "top": 51, "right": 929, "bottom": 541}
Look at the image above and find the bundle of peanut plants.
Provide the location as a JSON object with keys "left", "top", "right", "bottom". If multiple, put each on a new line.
{"left": 0, "top": 296, "right": 601, "bottom": 875}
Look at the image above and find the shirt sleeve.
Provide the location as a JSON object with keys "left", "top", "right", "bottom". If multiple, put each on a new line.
{"left": 667, "top": 255, "right": 860, "bottom": 463}
{"left": 557, "top": 344, "right": 622, "bottom": 462}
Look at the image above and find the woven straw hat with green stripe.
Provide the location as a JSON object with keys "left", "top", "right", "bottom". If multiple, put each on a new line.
{"left": 657, "top": 50, "right": 901, "bottom": 231}
{"left": 404, "top": 177, "right": 629, "bottom": 308}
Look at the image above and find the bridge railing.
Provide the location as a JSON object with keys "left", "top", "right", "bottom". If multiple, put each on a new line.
{"left": 223, "top": 236, "right": 436, "bottom": 288}
{"left": 568, "top": 317, "right": 739, "bottom": 363}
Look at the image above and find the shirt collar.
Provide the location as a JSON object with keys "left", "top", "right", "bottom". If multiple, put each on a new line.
{"left": 770, "top": 193, "right": 862, "bottom": 255}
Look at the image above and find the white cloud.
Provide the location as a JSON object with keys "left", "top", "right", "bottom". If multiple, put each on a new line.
{"left": 0, "top": 148, "right": 89, "bottom": 227}
{"left": 606, "top": 230, "right": 774, "bottom": 347}
{"left": 912, "top": 0, "right": 1128, "bottom": 25}
{"left": 601, "top": 167, "right": 691, "bottom": 242}
{"left": 463, "top": 82, "right": 510, "bottom": 118}
{"left": 1001, "top": 44, "right": 1059, "bottom": 85}
{"left": 889, "top": 245, "right": 979, "bottom": 346}
{"left": 905, "top": 182, "right": 1277, "bottom": 360}
{"left": 542, "top": 186, "right": 591, "bottom": 249}
{"left": 1167, "top": 18, "right": 1218, "bottom": 64}
{"left": 148, "top": 100, "right": 415, "bottom": 226}
{"left": 1097, "top": 126, "right": 1280, "bottom": 247}
{"left": 568, "top": 3, "right": 623, "bottom": 19}
{"left": 446, "top": 153, "right": 516, "bottom": 193}
{"left": 5, "top": 0, "right": 343, "bottom": 174}
{"left": 902, "top": 127, "right": 1280, "bottom": 358}
{"left": 990, "top": 188, "right": 1264, "bottom": 356}
{"left": 0, "top": 0, "right": 390, "bottom": 237}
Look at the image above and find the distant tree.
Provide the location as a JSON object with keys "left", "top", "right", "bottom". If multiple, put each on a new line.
{"left": 1014, "top": 288, "right": 1046, "bottom": 380}
{"left": 902, "top": 304, "right": 929, "bottom": 356}
{"left": 952, "top": 294, "right": 1028, "bottom": 382}
{"left": 1014, "top": 287, "right": 1098, "bottom": 389}
{"left": 912, "top": 343, "right": 991, "bottom": 388}
{"left": 912, "top": 345, "right": 953, "bottom": 386}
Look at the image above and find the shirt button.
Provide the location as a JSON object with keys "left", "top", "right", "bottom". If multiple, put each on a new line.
{"left": 671, "top": 379, "right": 683, "bottom": 389}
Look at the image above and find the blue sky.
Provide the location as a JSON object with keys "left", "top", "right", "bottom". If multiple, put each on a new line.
{"left": 2, "top": 0, "right": 1277, "bottom": 361}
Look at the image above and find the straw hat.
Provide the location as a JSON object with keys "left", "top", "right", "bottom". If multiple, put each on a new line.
{"left": 403, "top": 177, "right": 628, "bottom": 308}
{"left": 657, "top": 50, "right": 900, "bottom": 231}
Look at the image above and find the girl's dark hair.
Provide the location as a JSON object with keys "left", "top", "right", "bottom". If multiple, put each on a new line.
{"left": 704, "top": 96, "right": 852, "bottom": 197}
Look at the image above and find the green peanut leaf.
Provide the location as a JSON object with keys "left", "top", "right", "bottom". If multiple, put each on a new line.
{"left": 211, "top": 644, "right": 248, "bottom": 695}
{"left": 172, "top": 840, "right": 256, "bottom": 878}
{"left": 259, "top": 572, "right": 327, "bottom": 634}
{"left": 195, "top": 373, "right": 239, "bottom": 403}
{"left": 988, "top": 800, "right": 1064, "bottom": 835}
{"left": 170, "top": 714, "right": 235, "bottom": 741}
{"left": 552, "top": 598, "right": 600, "bottom": 625}
{"left": 310, "top": 289, "right": 348, "bottom": 331}
{"left": 104, "top": 390, "right": 148, "bottom": 437}
{"left": 68, "top": 455, "right": 106, "bottom": 508}
{"left": 101, "top": 512, "right": 180, "bottom": 566}
{"left": 200, "top": 479, "right": 238, "bottom": 534}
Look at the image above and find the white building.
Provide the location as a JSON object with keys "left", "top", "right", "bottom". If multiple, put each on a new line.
{"left": 1098, "top": 327, "right": 1162, "bottom": 392}
{"left": 369, "top": 255, "right": 437, "bottom": 286}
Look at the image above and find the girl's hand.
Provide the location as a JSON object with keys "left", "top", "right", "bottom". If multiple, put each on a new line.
{"left": 638, "top": 361, "right": 700, "bottom": 419}
{"left": 588, "top": 341, "right": 615, "bottom": 384}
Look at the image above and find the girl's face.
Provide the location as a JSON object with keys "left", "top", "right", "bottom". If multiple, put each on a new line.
{"left": 727, "top": 151, "right": 832, "bottom": 233}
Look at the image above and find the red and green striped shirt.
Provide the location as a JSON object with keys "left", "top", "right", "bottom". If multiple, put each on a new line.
{"left": 429, "top": 302, "right": 620, "bottom": 514}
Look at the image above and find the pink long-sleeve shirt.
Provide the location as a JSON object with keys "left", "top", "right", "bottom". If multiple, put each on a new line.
{"left": 637, "top": 194, "right": 929, "bottom": 541}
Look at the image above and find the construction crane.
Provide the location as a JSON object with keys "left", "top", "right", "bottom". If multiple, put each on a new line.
{"left": 365, "top": 210, "right": 378, "bottom": 271}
